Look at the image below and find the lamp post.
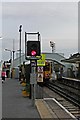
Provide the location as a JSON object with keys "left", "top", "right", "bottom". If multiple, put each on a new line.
{"left": 19, "top": 25, "right": 22, "bottom": 81}
{"left": 12, "top": 39, "right": 15, "bottom": 61}
{"left": 19, "top": 25, "right": 22, "bottom": 66}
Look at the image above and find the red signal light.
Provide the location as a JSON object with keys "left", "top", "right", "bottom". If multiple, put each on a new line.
{"left": 31, "top": 50, "right": 37, "bottom": 56}
{"left": 27, "top": 41, "right": 40, "bottom": 56}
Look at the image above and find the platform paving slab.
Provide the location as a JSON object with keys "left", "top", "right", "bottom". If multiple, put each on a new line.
{"left": 35, "top": 99, "right": 54, "bottom": 119}
{"left": 2, "top": 78, "right": 40, "bottom": 119}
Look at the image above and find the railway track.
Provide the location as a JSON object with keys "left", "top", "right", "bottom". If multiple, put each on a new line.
{"left": 44, "top": 80, "right": 80, "bottom": 119}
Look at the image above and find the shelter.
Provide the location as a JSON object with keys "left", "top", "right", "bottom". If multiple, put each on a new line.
{"left": 13, "top": 53, "right": 66, "bottom": 68}
{"left": 61, "top": 53, "right": 80, "bottom": 63}
{"left": 61, "top": 53, "right": 80, "bottom": 79}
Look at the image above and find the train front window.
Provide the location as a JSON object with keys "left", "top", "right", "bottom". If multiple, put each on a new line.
{"left": 44, "top": 63, "right": 50, "bottom": 71}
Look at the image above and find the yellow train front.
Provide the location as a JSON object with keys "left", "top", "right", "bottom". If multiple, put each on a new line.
{"left": 43, "top": 61, "right": 52, "bottom": 82}
{"left": 43, "top": 60, "right": 62, "bottom": 83}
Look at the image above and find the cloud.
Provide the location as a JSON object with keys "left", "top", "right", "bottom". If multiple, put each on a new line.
{"left": 1, "top": 2, "right": 78, "bottom": 60}
{"left": 2, "top": 2, "right": 77, "bottom": 18}
{"left": 1, "top": 0, "right": 79, "bottom": 2}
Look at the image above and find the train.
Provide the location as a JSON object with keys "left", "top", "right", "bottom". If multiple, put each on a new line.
{"left": 43, "top": 60, "right": 63, "bottom": 82}
{"left": 43, "top": 60, "right": 53, "bottom": 80}
{"left": 17, "top": 59, "right": 62, "bottom": 85}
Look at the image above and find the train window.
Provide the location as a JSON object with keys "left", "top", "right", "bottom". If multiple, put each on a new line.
{"left": 44, "top": 63, "right": 50, "bottom": 71}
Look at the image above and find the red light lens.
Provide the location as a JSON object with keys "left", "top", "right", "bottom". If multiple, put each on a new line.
{"left": 31, "top": 50, "right": 36, "bottom": 56}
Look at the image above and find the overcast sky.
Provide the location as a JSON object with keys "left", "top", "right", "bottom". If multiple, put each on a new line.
{"left": 0, "top": 2, "right": 78, "bottom": 61}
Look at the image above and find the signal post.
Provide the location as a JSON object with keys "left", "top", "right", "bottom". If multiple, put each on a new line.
{"left": 25, "top": 32, "right": 42, "bottom": 105}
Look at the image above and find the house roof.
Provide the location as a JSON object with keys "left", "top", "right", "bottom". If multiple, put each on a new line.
{"left": 61, "top": 53, "right": 80, "bottom": 63}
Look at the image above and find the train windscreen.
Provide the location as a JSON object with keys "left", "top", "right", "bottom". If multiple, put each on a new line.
{"left": 44, "top": 63, "right": 50, "bottom": 71}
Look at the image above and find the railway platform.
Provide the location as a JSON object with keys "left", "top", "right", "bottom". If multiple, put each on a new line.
{"left": 2, "top": 78, "right": 40, "bottom": 119}
{"left": 2, "top": 78, "right": 77, "bottom": 119}
{"left": 35, "top": 98, "right": 76, "bottom": 120}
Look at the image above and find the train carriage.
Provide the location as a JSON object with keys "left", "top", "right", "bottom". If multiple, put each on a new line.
{"left": 43, "top": 59, "right": 65, "bottom": 83}
{"left": 43, "top": 60, "right": 53, "bottom": 81}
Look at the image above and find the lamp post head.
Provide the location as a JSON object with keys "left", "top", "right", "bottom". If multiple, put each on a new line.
{"left": 20, "top": 25, "right": 22, "bottom": 28}
{"left": 5, "top": 49, "right": 11, "bottom": 52}
{"left": 19, "top": 25, "right": 22, "bottom": 32}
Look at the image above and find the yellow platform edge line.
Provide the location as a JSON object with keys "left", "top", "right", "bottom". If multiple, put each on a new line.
{"left": 35, "top": 99, "right": 53, "bottom": 119}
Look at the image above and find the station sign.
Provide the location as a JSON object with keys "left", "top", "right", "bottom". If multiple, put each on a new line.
{"left": 37, "top": 66, "right": 43, "bottom": 82}
{"left": 37, "top": 73, "right": 43, "bottom": 82}
{"left": 37, "top": 66, "right": 43, "bottom": 72}
{"left": 37, "top": 54, "right": 45, "bottom": 66}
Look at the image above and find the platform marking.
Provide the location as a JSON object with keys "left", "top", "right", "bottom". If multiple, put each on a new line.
{"left": 44, "top": 98, "right": 77, "bottom": 119}
{"left": 62, "top": 76, "right": 80, "bottom": 82}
